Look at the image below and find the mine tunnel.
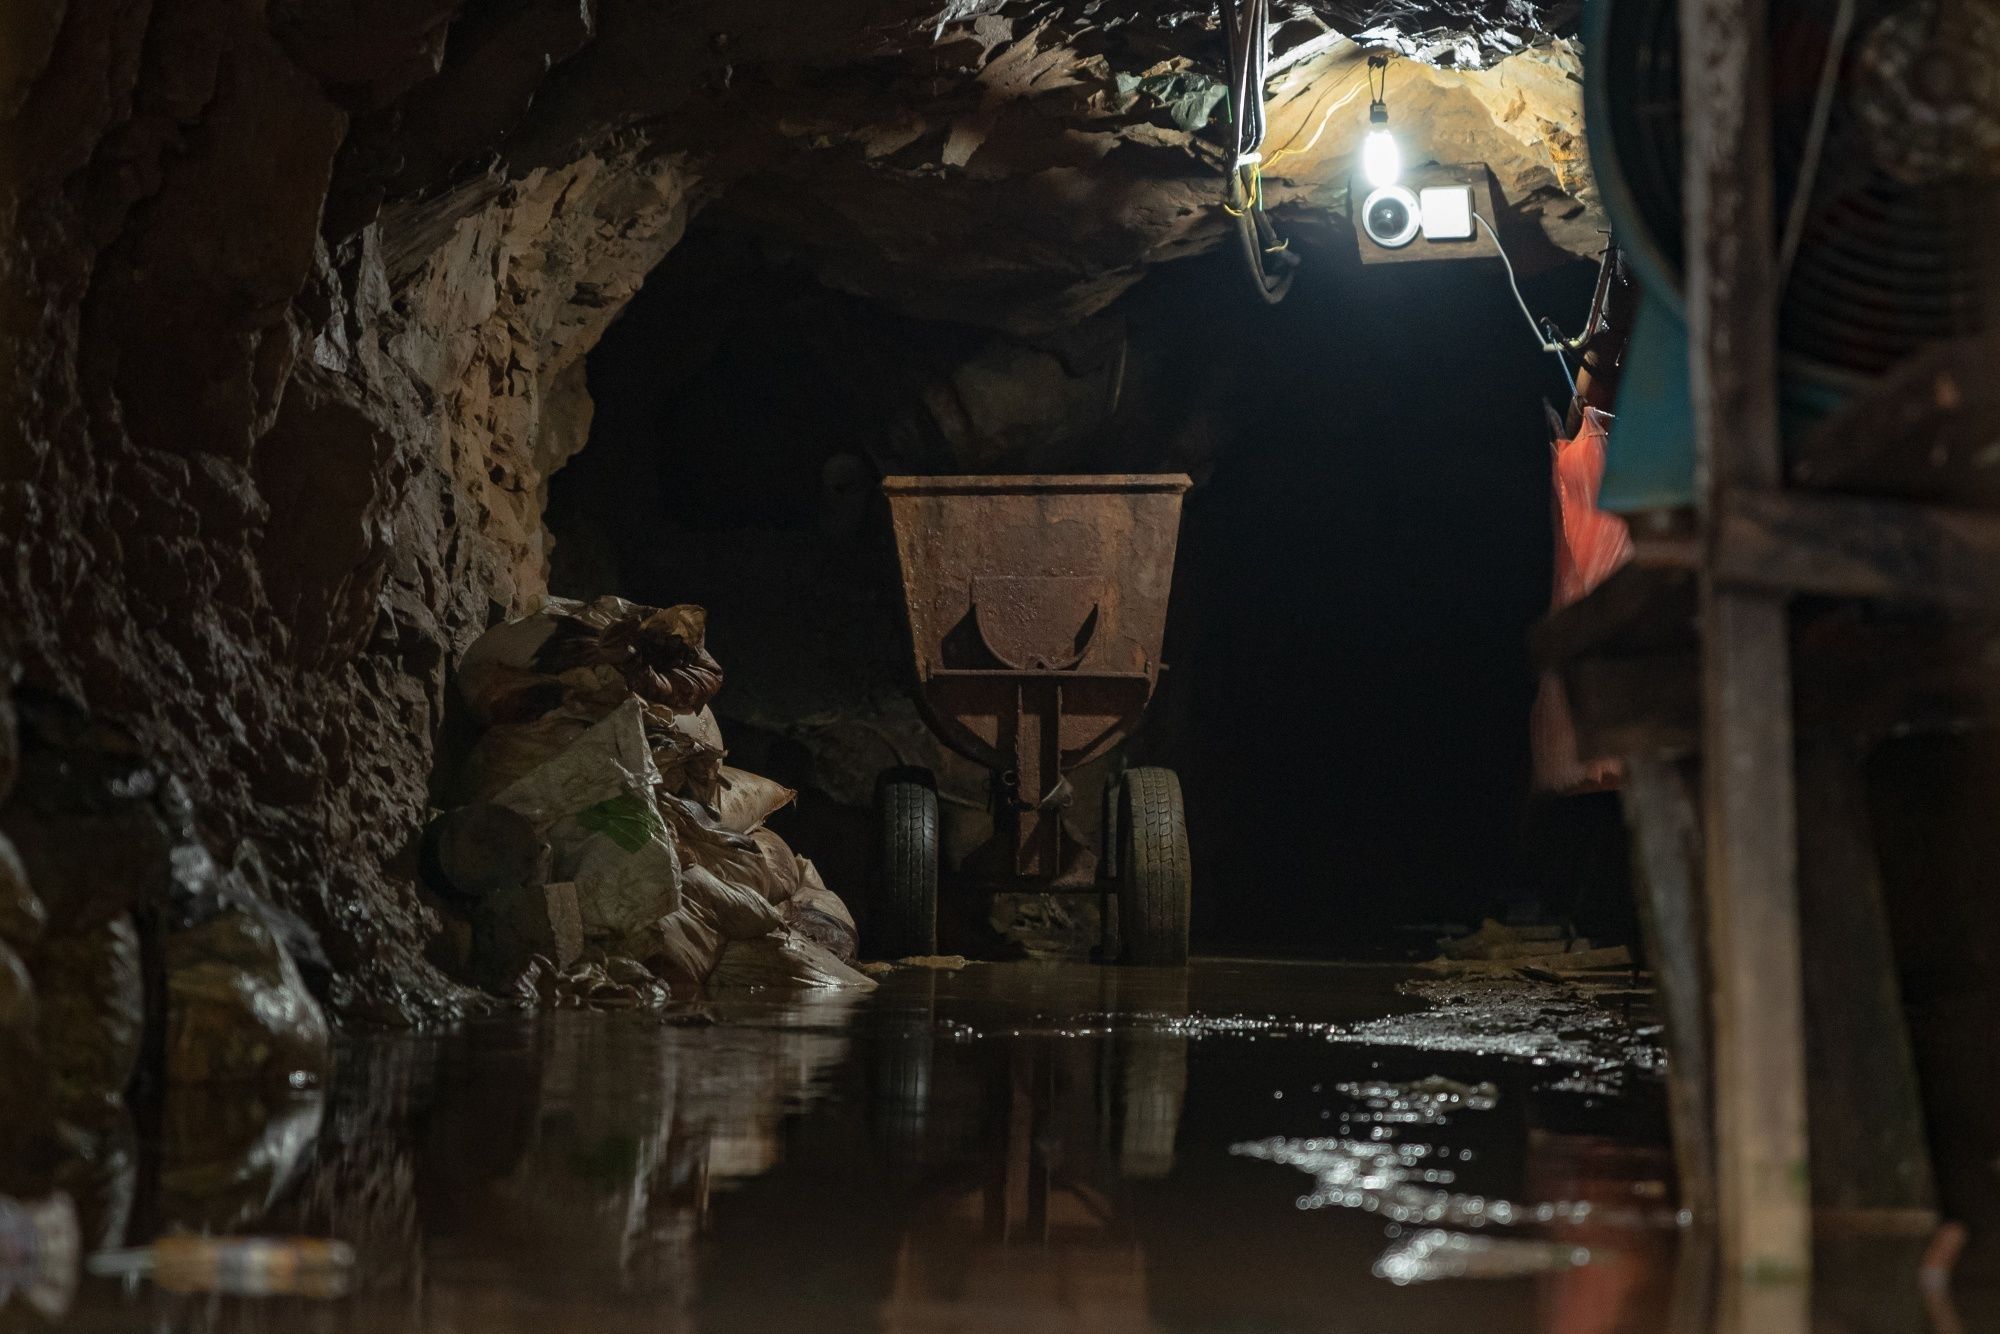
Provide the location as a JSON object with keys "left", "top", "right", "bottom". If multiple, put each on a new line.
{"left": 2, "top": 0, "right": 1998, "bottom": 1329}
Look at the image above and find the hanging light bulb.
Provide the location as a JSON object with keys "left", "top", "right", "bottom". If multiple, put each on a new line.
{"left": 1363, "top": 104, "right": 1398, "bottom": 187}
{"left": 1361, "top": 54, "right": 1399, "bottom": 188}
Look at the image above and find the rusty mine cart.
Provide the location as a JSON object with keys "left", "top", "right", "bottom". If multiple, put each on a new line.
{"left": 874, "top": 474, "right": 1193, "bottom": 965}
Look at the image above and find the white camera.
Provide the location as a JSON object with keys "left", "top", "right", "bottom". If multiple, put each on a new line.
{"left": 1360, "top": 185, "right": 1421, "bottom": 248}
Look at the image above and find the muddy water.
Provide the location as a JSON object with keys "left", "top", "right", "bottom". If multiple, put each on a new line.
{"left": 14, "top": 960, "right": 1816, "bottom": 1332}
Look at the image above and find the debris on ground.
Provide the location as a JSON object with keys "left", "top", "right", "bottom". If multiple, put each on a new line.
{"left": 433, "top": 598, "right": 866, "bottom": 1005}
{"left": 1424, "top": 918, "right": 1632, "bottom": 975}
{"left": 1332, "top": 975, "right": 1665, "bottom": 1095}
{"left": 857, "top": 954, "right": 972, "bottom": 976}
{"left": 87, "top": 1234, "right": 355, "bottom": 1298}
{"left": 709, "top": 929, "right": 877, "bottom": 991}
{"left": 0, "top": 1193, "right": 78, "bottom": 1318}
{"left": 511, "top": 954, "right": 675, "bottom": 1009}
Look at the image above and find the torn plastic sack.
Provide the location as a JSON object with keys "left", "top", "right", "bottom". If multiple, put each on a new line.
{"left": 657, "top": 794, "right": 806, "bottom": 908}
{"left": 643, "top": 705, "right": 725, "bottom": 804}
{"left": 619, "top": 907, "right": 725, "bottom": 993}
{"left": 456, "top": 715, "right": 593, "bottom": 805}
{"left": 490, "top": 697, "right": 682, "bottom": 937}
{"left": 783, "top": 859, "right": 860, "bottom": 964}
{"left": 709, "top": 929, "right": 877, "bottom": 991}
{"left": 511, "top": 955, "right": 673, "bottom": 1010}
{"left": 616, "top": 866, "right": 784, "bottom": 993}
{"left": 711, "top": 766, "right": 795, "bottom": 834}
{"left": 458, "top": 596, "right": 723, "bottom": 726}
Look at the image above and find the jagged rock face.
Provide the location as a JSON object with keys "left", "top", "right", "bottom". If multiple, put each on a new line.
{"left": 0, "top": 0, "right": 1596, "bottom": 1012}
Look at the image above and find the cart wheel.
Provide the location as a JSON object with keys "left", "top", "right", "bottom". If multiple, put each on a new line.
{"left": 1119, "top": 767, "right": 1191, "bottom": 966}
{"left": 874, "top": 767, "right": 940, "bottom": 958}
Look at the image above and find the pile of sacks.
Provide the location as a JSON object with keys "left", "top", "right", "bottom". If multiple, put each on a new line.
{"left": 428, "top": 596, "right": 869, "bottom": 1001}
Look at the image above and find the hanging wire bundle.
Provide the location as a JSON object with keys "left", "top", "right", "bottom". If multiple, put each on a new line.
{"left": 1221, "top": 0, "right": 1301, "bottom": 302}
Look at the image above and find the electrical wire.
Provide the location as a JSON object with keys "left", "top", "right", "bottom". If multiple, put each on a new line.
{"left": 1259, "top": 61, "right": 1372, "bottom": 175}
{"left": 1474, "top": 212, "right": 1577, "bottom": 394}
{"left": 1221, "top": 0, "right": 1296, "bottom": 302}
{"left": 1778, "top": 0, "right": 1857, "bottom": 290}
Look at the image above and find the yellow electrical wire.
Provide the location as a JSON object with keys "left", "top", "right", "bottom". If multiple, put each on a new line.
{"left": 1219, "top": 51, "right": 1386, "bottom": 217}
{"left": 1260, "top": 60, "right": 1372, "bottom": 175}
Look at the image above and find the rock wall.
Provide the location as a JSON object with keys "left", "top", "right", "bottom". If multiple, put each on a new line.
{"left": 0, "top": 0, "right": 1599, "bottom": 1013}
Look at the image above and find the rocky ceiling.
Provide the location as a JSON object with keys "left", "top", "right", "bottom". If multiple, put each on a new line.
{"left": 0, "top": 0, "right": 1597, "bottom": 1015}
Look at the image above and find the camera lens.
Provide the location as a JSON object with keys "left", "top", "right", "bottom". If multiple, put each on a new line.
{"left": 1368, "top": 196, "right": 1409, "bottom": 239}
{"left": 1360, "top": 185, "right": 1421, "bottom": 248}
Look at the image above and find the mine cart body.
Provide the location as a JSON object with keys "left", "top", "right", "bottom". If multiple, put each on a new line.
{"left": 874, "top": 475, "right": 1194, "bottom": 964}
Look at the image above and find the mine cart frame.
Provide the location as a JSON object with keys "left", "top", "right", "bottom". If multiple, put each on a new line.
{"left": 873, "top": 474, "right": 1193, "bottom": 964}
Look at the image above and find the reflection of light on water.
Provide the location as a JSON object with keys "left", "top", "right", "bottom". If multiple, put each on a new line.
{"left": 1335, "top": 1076, "right": 1499, "bottom": 1126}
{"left": 1046, "top": 976, "right": 1663, "bottom": 1096}
{"left": 1231, "top": 1135, "right": 1593, "bottom": 1229}
{"left": 1373, "top": 1229, "right": 1594, "bottom": 1285}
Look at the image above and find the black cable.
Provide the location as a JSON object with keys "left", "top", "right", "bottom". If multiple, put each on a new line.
{"left": 1221, "top": 0, "right": 1296, "bottom": 303}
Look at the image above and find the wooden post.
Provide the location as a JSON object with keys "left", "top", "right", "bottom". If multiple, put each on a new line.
{"left": 1621, "top": 756, "right": 1716, "bottom": 1224}
{"left": 1794, "top": 740, "right": 1937, "bottom": 1227}
{"left": 1680, "top": 0, "right": 1811, "bottom": 1278}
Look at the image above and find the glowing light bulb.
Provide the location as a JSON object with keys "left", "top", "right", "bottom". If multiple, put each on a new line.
{"left": 1363, "top": 126, "right": 1400, "bottom": 188}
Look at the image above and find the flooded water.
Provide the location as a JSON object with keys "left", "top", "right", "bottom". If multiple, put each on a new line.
{"left": 14, "top": 959, "right": 1979, "bottom": 1332}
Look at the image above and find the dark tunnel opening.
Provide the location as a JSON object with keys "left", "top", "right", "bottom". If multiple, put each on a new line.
{"left": 548, "top": 223, "right": 1621, "bottom": 957}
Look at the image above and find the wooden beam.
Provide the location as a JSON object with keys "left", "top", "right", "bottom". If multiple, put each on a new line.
{"left": 1715, "top": 489, "right": 2000, "bottom": 611}
{"left": 1531, "top": 562, "right": 1698, "bottom": 669}
{"left": 1794, "top": 741, "right": 1938, "bottom": 1222}
{"left": 1790, "top": 334, "right": 2000, "bottom": 504}
{"left": 1681, "top": 0, "right": 1810, "bottom": 1280}
{"left": 1623, "top": 756, "right": 1716, "bottom": 1224}
{"left": 1555, "top": 615, "right": 2000, "bottom": 757}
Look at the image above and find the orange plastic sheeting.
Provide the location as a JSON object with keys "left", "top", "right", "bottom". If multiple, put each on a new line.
{"left": 1532, "top": 409, "right": 1634, "bottom": 794}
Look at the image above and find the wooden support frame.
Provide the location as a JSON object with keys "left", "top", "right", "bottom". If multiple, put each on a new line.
{"left": 1715, "top": 490, "right": 2000, "bottom": 611}
{"left": 1681, "top": 0, "right": 1811, "bottom": 1278}
{"left": 1793, "top": 741, "right": 1938, "bottom": 1229}
{"left": 1622, "top": 757, "right": 1716, "bottom": 1224}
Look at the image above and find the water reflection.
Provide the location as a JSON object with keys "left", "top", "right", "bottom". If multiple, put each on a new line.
{"left": 8, "top": 961, "right": 1984, "bottom": 1333}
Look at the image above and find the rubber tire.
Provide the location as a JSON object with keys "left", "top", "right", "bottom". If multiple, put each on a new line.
{"left": 874, "top": 768, "right": 940, "bottom": 959}
{"left": 1119, "top": 767, "right": 1191, "bottom": 965}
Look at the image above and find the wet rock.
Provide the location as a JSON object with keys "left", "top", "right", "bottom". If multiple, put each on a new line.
{"left": 0, "top": 938, "right": 49, "bottom": 1140}
{"left": 421, "top": 886, "right": 476, "bottom": 979}
{"left": 0, "top": 681, "right": 16, "bottom": 805}
{"left": 158, "top": 1089, "right": 325, "bottom": 1234}
{"left": 165, "top": 911, "right": 331, "bottom": 1089}
{"left": 0, "top": 833, "right": 44, "bottom": 952}
{"left": 471, "top": 881, "right": 584, "bottom": 989}
{"left": 34, "top": 916, "right": 144, "bottom": 1124}
{"left": 0, "top": 692, "right": 200, "bottom": 936}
